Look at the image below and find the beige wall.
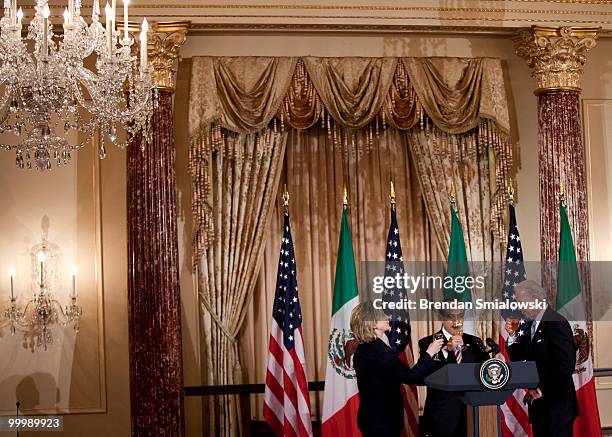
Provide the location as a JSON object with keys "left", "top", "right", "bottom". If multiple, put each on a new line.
{"left": 583, "top": 98, "right": 612, "bottom": 427}
{"left": 0, "top": 144, "right": 131, "bottom": 435}
{"left": 0, "top": 30, "right": 609, "bottom": 437}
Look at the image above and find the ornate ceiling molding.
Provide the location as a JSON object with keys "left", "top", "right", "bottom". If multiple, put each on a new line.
{"left": 514, "top": 26, "right": 600, "bottom": 93}
{"left": 16, "top": 2, "right": 612, "bottom": 31}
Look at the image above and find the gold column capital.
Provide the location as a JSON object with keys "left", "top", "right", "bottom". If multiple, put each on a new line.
{"left": 514, "top": 26, "right": 600, "bottom": 94}
{"left": 147, "top": 21, "right": 190, "bottom": 92}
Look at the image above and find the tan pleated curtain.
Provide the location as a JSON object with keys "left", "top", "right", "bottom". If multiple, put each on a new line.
{"left": 194, "top": 128, "right": 287, "bottom": 436}
{"left": 188, "top": 56, "right": 516, "bottom": 435}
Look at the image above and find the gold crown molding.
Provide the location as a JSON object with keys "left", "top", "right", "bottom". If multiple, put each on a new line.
{"left": 188, "top": 23, "right": 521, "bottom": 36}
{"left": 28, "top": 2, "right": 612, "bottom": 10}
{"left": 147, "top": 21, "right": 190, "bottom": 92}
{"left": 471, "top": 0, "right": 611, "bottom": 3}
{"left": 514, "top": 26, "right": 600, "bottom": 93}
{"left": 186, "top": 23, "right": 612, "bottom": 39}
{"left": 18, "top": 3, "right": 612, "bottom": 19}
{"left": 120, "top": 14, "right": 612, "bottom": 27}
{"left": 14, "top": 9, "right": 612, "bottom": 38}
{"left": 123, "top": 4, "right": 612, "bottom": 17}
{"left": 29, "top": 21, "right": 612, "bottom": 39}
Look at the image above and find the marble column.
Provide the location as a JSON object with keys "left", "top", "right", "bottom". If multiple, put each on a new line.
{"left": 127, "top": 21, "right": 189, "bottom": 437}
{"left": 514, "top": 26, "right": 598, "bottom": 300}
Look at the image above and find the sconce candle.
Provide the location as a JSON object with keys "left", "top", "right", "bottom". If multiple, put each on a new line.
{"left": 37, "top": 251, "right": 45, "bottom": 287}
{"left": 9, "top": 266, "right": 15, "bottom": 301}
{"left": 70, "top": 265, "right": 78, "bottom": 298}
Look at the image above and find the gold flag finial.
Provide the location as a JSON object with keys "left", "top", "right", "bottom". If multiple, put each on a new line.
{"left": 343, "top": 186, "right": 348, "bottom": 208}
{"left": 507, "top": 178, "right": 515, "bottom": 204}
{"left": 390, "top": 180, "right": 396, "bottom": 206}
{"left": 450, "top": 183, "right": 457, "bottom": 208}
{"left": 560, "top": 180, "right": 565, "bottom": 205}
{"left": 283, "top": 184, "right": 289, "bottom": 208}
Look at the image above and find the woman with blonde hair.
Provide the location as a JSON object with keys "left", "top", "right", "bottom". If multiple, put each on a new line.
{"left": 351, "top": 302, "right": 444, "bottom": 437}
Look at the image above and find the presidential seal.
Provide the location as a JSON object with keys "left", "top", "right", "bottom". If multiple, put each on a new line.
{"left": 479, "top": 358, "right": 510, "bottom": 390}
{"left": 328, "top": 328, "right": 358, "bottom": 379}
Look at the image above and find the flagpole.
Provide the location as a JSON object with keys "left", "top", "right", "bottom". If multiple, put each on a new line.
{"left": 560, "top": 181, "right": 566, "bottom": 207}
{"left": 343, "top": 186, "right": 348, "bottom": 209}
{"left": 283, "top": 183, "right": 289, "bottom": 213}
{"left": 508, "top": 178, "right": 515, "bottom": 206}
{"left": 450, "top": 182, "right": 457, "bottom": 211}
{"left": 390, "top": 180, "right": 396, "bottom": 210}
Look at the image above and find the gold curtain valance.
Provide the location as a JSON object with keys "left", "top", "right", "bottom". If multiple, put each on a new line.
{"left": 188, "top": 56, "right": 511, "bottom": 136}
{"left": 188, "top": 56, "right": 516, "bottom": 265}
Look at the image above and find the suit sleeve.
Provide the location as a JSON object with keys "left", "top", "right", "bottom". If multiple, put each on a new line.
{"left": 418, "top": 337, "right": 429, "bottom": 358}
{"left": 381, "top": 349, "right": 435, "bottom": 385}
{"left": 473, "top": 337, "right": 490, "bottom": 362}
{"left": 547, "top": 321, "right": 576, "bottom": 379}
{"left": 507, "top": 335, "right": 529, "bottom": 361}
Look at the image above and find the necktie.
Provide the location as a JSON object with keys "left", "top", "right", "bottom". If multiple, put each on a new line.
{"left": 531, "top": 320, "right": 537, "bottom": 340}
{"left": 454, "top": 345, "right": 462, "bottom": 363}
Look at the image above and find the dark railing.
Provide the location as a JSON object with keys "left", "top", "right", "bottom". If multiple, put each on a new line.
{"left": 594, "top": 367, "right": 612, "bottom": 377}
{"left": 184, "top": 381, "right": 324, "bottom": 437}
{"left": 184, "top": 368, "right": 612, "bottom": 436}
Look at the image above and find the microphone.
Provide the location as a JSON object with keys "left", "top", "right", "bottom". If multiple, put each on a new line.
{"left": 486, "top": 338, "right": 500, "bottom": 356}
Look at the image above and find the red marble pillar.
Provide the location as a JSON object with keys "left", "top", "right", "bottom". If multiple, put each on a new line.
{"left": 126, "top": 22, "right": 189, "bottom": 437}
{"left": 514, "top": 26, "right": 598, "bottom": 302}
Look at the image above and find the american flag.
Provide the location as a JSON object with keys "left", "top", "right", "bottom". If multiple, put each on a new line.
{"left": 499, "top": 203, "right": 532, "bottom": 437}
{"left": 384, "top": 206, "right": 419, "bottom": 437}
{"left": 264, "top": 211, "right": 313, "bottom": 437}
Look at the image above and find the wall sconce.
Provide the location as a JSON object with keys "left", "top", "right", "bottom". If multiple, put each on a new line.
{"left": 0, "top": 240, "right": 82, "bottom": 351}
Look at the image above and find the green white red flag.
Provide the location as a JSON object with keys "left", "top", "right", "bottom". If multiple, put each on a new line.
{"left": 556, "top": 203, "right": 601, "bottom": 437}
{"left": 321, "top": 206, "right": 361, "bottom": 436}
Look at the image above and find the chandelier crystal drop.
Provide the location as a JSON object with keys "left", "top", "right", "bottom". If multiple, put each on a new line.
{"left": 0, "top": 0, "right": 153, "bottom": 171}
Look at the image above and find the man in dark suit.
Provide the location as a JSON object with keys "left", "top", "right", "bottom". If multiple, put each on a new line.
{"left": 419, "top": 306, "right": 489, "bottom": 437}
{"left": 505, "top": 280, "right": 578, "bottom": 437}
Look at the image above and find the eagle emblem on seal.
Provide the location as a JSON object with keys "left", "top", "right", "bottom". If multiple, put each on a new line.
{"left": 328, "top": 328, "right": 358, "bottom": 379}
{"left": 479, "top": 358, "right": 510, "bottom": 390}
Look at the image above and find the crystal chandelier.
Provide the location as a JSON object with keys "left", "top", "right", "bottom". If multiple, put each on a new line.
{"left": 1, "top": 240, "right": 82, "bottom": 351}
{"left": 0, "top": 0, "right": 152, "bottom": 171}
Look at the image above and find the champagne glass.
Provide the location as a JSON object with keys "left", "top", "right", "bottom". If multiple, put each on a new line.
{"left": 432, "top": 331, "right": 443, "bottom": 360}
{"left": 453, "top": 321, "right": 466, "bottom": 351}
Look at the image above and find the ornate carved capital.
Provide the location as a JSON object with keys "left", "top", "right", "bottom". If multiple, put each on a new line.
{"left": 147, "top": 21, "right": 190, "bottom": 92}
{"left": 514, "top": 26, "right": 599, "bottom": 94}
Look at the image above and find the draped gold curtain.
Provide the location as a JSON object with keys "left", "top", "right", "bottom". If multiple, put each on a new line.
{"left": 187, "top": 56, "right": 516, "bottom": 435}
{"left": 195, "top": 128, "right": 287, "bottom": 436}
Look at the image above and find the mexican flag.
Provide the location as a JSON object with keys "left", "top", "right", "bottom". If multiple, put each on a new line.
{"left": 322, "top": 207, "right": 361, "bottom": 436}
{"left": 445, "top": 206, "right": 474, "bottom": 334}
{"left": 557, "top": 203, "right": 601, "bottom": 437}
